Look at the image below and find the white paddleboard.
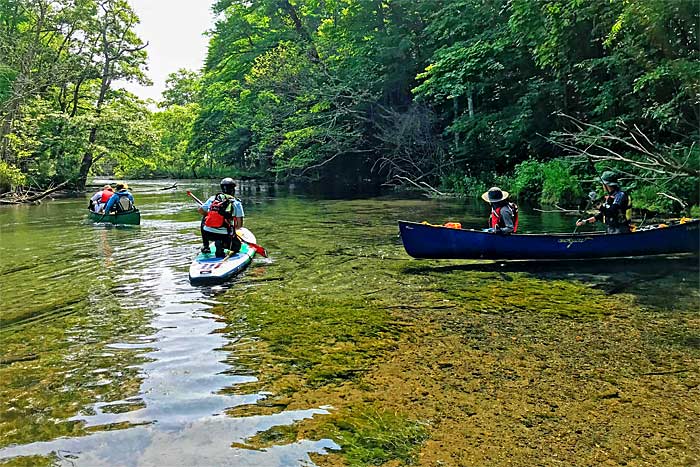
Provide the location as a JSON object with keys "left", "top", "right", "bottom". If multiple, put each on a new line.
{"left": 188, "top": 228, "right": 257, "bottom": 285}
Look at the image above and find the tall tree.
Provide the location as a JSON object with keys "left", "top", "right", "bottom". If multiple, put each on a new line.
{"left": 76, "top": 0, "right": 148, "bottom": 189}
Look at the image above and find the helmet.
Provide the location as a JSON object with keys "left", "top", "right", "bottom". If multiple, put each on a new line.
{"left": 600, "top": 171, "right": 620, "bottom": 187}
{"left": 220, "top": 177, "right": 236, "bottom": 195}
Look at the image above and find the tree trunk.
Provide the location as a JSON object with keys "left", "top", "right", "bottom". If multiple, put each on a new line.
{"left": 77, "top": 55, "right": 111, "bottom": 190}
{"left": 77, "top": 127, "right": 98, "bottom": 189}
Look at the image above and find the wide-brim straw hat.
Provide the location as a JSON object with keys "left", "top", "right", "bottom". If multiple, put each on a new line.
{"left": 481, "top": 186, "right": 509, "bottom": 203}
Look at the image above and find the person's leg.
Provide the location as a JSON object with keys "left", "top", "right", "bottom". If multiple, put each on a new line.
{"left": 213, "top": 233, "right": 230, "bottom": 258}
{"left": 200, "top": 219, "right": 211, "bottom": 253}
{"left": 229, "top": 233, "right": 242, "bottom": 253}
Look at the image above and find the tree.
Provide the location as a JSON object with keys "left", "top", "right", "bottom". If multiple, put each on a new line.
{"left": 160, "top": 69, "right": 201, "bottom": 108}
{"left": 76, "top": 0, "right": 148, "bottom": 189}
{"left": 0, "top": 0, "right": 150, "bottom": 192}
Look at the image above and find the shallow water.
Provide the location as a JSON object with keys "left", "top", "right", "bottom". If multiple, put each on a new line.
{"left": 0, "top": 180, "right": 697, "bottom": 466}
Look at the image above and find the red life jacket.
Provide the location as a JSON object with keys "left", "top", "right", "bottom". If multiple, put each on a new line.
{"left": 489, "top": 202, "right": 519, "bottom": 232}
{"left": 204, "top": 194, "right": 233, "bottom": 229}
{"left": 100, "top": 190, "right": 113, "bottom": 203}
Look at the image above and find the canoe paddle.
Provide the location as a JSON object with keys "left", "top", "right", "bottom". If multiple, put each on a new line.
{"left": 573, "top": 190, "right": 598, "bottom": 234}
{"left": 186, "top": 190, "right": 269, "bottom": 258}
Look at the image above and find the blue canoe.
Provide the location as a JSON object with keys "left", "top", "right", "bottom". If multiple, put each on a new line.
{"left": 398, "top": 220, "right": 700, "bottom": 260}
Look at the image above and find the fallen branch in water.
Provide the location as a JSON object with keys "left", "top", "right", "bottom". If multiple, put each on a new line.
{"left": 533, "top": 204, "right": 581, "bottom": 214}
{"left": 160, "top": 183, "right": 178, "bottom": 191}
{"left": 0, "top": 180, "right": 72, "bottom": 204}
{"left": 388, "top": 175, "right": 446, "bottom": 196}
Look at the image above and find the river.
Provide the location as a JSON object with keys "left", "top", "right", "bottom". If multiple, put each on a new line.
{"left": 1, "top": 180, "right": 698, "bottom": 467}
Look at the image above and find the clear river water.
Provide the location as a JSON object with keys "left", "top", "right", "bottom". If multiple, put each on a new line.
{"left": 1, "top": 180, "right": 698, "bottom": 467}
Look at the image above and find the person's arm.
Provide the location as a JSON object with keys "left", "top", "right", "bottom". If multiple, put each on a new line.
{"left": 90, "top": 192, "right": 102, "bottom": 202}
{"left": 576, "top": 206, "right": 603, "bottom": 227}
{"left": 198, "top": 198, "right": 212, "bottom": 216}
{"left": 496, "top": 206, "right": 514, "bottom": 234}
{"left": 103, "top": 194, "right": 117, "bottom": 213}
{"left": 233, "top": 201, "right": 244, "bottom": 229}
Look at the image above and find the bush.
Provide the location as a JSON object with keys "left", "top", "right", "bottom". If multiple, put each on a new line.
{"left": 441, "top": 172, "right": 513, "bottom": 198}
{"left": 627, "top": 177, "right": 700, "bottom": 215}
{"left": 511, "top": 159, "right": 544, "bottom": 203}
{"left": 540, "top": 159, "right": 583, "bottom": 206}
{"left": 0, "top": 161, "right": 26, "bottom": 193}
{"left": 512, "top": 158, "right": 583, "bottom": 206}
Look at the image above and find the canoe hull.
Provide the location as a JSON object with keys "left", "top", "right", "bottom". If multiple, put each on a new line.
{"left": 398, "top": 220, "right": 700, "bottom": 260}
{"left": 88, "top": 209, "right": 141, "bottom": 225}
{"left": 188, "top": 228, "right": 257, "bottom": 285}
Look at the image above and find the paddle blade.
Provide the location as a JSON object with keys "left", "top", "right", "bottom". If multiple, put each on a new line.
{"left": 248, "top": 242, "right": 268, "bottom": 258}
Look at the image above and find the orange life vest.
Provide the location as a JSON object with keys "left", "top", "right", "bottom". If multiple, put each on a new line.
{"left": 489, "top": 202, "right": 519, "bottom": 232}
{"left": 100, "top": 190, "right": 113, "bottom": 203}
{"left": 204, "top": 194, "right": 233, "bottom": 229}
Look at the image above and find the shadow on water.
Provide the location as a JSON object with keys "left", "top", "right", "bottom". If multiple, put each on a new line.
{"left": 403, "top": 254, "right": 698, "bottom": 276}
{"left": 403, "top": 255, "right": 699, "bottom": 308}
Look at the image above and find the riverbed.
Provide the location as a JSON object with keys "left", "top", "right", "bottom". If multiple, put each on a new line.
{"left": 1, "top": 180, "right": 698, "bottom": 466}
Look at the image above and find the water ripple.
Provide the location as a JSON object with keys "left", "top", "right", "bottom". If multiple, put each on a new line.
{"left": 0, "top": 190, "right": 335, "bottom": 466}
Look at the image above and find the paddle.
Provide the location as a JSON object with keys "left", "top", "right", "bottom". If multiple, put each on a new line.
{"left": 574, "top": 190, "right": 598, "bottom": 234}
{"left": 186, "top": 190, "right": 269, "bottom": 258}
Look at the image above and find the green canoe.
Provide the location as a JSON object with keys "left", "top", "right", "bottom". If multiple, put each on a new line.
{"left": 87, "top": 209, "right": 141, "bottom": 225}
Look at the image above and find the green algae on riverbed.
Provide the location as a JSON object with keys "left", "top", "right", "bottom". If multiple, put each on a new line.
{"left": 210, "top": 207, "right": 698, "bottom": 465}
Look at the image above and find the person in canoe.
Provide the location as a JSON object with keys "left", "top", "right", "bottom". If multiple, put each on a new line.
{"left": 88, "top": 185, "right": 113, "bottom": 213}
{"left": 198, "top": 177, "right": 244, "bottom": 258}
{"left": 482, "top": 186, "right": 518, "bottom": 234}
{"left": 576, "top": 171, "right": 632, "bottom": 234}
{"left": 102, "top": 183, "right": 135, "bottom": 214}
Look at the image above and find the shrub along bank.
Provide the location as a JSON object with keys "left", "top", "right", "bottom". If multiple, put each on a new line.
{"left": 441, "top": 158, "right": 700, "bottom": 217}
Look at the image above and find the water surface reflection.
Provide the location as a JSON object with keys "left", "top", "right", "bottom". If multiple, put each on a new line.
{"left": 0, "top": 181, "right": 337, "bottom": 466}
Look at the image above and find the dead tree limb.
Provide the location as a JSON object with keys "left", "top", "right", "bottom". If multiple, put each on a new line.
{"left": 0, "top": 180, "right": 73, "bottom": 204}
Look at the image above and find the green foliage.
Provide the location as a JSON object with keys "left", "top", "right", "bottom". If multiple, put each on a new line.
{"left": 511, "top": 159, "right": 544, "bottom": 203}
{"left": 628, "top": 176, "right": 700, "bottom": 215}
{"left": 539, "top": 159, "right": 583, "bottom": 206}
{"left": 327, "top": 408, "right": 428, "bottom": 466}
{"left": 0, "top": 0, "right": 149, "bottom": 189}
{"left": 512, "top": 158, "right": 583, "bottom": 206}
{"left": 0, "top": 63, "right": 17, "bottom": 104}
{"left": 441, "top": 171, "right": 513, "bottom": 199}
{"left": 116, "top": 103, "right": 196, "bottom": 178}
{"left": 160, "top": 69, "right": 201, "bottom": 108}
{"left": 1, "top": 0, "right": 697, "bottom": 211}
{"left": 0, "top": 160, "right": 26, "bottom": 191}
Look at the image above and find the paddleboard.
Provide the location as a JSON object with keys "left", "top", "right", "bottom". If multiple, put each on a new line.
{"left": 188, "top": 227, "right": 257, "bottom": 285}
